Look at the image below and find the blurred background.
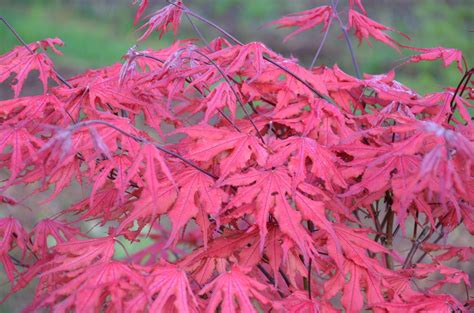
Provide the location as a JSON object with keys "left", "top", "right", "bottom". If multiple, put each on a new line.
{"left": 0, "top": 0, "right": 473, "bottom": 311}
{"left": 1, "top": 0, "right": 473, "bottom": 98}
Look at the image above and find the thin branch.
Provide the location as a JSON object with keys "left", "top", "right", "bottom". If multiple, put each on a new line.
{"left": 167, "top": 1, "right": 242, "bottom": 45}
{"left": 184, "top": 12, "right": 210, "bottom": 47}
{"left": 0, "top": 16, "right": 33, "bottom": 52}
{"left": 402, "top": 226, "right": 430, "bottom": 269}
{"left": 278, "top": 268, "right": 291, "bottom": 287}
{"left": 309, "top": 17, "right": 333, "bottom": 68}
{"left": 447, "top": 67, "right": 473, "bottom": 124}
{"left": 413, "top": 211, "right": 419, "bottom": 239}
{"left": 262, "top": 55, "right": 331, "bottom": 101}
{"left": 370, "top": 203, "right": 383, "bottom": 235}
{"left": 307, "top": 259, "right": 313, "bottom": 299}
{"left": 414, "top": 228, "right": 444, "bottom": 264}
{"left": 385, "top": 206, "right": 394, "bottom": 269}
{"left": 257, "top": 263, "right": 285, "bottom": 298}
{"left": 329, "top": 0, "right": 362, "bottom": 79}
{"left": 257, "top": 263, "right": 275, "bottom": 285}
{"left": 10, "top": 254, "right": 29, "bottom": 268}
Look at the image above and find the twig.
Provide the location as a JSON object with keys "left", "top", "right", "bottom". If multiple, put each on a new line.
{"left": 329, "top": 0, "right": 362, "bottom": 79}
{"left": 309, "top": 17, "right": 333, "bottom": 68}
{"left": 307, "top": 259, "right": 312, "bottom": 299}
{"left": 447, "top": 67, "right": 473, "bottom": 124}
{"left": 402, "top": 226, "right": 430, "bottom": 269}
{"left": 415, "top": 227, "right": 445, "bottom": 264}
{"left": 257, "top": 264, "right": 285, "bottom": 298}
{"left": 278, "top": 268, "right": 291, "bottom": 287}
{"left": 184, "top": 12, "right": 210, "bottom": 47}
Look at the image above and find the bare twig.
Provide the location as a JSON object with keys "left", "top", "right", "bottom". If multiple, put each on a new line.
{"left": 184, "top": 12, "right": 210, "bottom": 47}
{"left": 329, "top": 0, "right": 362, "bottom": 79}
{"left": 402, "top": 226, "right": 430, "bottom": 269}
{"left": 447, "top": 67, "right": 473, "bottom": 124}
{"left": 309, "top": 17, "right": 333, "bottom": 68}
{"left": 307, "top": 259, "right": 313, "bottom": 299}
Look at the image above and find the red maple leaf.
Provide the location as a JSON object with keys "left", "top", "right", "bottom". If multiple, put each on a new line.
{"left": 0, "top": 123, "right": 44, "bottom": 184}
{"left": 179, "top": 125, "right": 268, "bottom": 179}
{"left": 221, "top": 167, "right": 318, "bottom": 261}
{"left": 270, "top": 136, "right": 347, "bottom": 191}
{"left": 29, "top": 261, "right": 147, "bottom": 312}
{"left": 137, "top": 0, "right": 183, "bottom": 41}
{"left": 29, "top": 219, "right": 83, "bottom": 257}
{"left": 166, "top": 167, "right": 227, "bottom": 247}
{"left": 348, "top": 10, "right": 410, "bottom": 51}
{"left": 199, "top": 265, "right": 272, "bottom": 313}
{"left": 405, "top": 46, "right": 464, "bottom": 73}
{"left": 132, "top": 0, "right": 149, "bottom": 25}
{"left": 124, "top": 262, "right": 199, "bottom": 312}
{"left": 269, "top": 6, "right": 333, "bottom": 42}
{"left": 0, "top": 38, "right": 63, "bottom": 97}
{"left": 349, "top": 0, "right": 367, "bottom": 15}
{"left": 0, "top": 217, "right": 28, "bottom": 285}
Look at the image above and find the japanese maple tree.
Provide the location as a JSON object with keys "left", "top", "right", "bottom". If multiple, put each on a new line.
{"left": 0, "top": 1, "right": 473, "bottom": 312}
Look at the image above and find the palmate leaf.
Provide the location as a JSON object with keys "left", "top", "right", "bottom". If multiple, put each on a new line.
{"left": 0, "top": 217, "right": 28, "bottom": 285}
{"left": 0, "top": 38, "right": 63, "bottom": 97}
{"left": 209, "top": 42, "right": 282, "bottom": 78}
{"left": 372, "top": 294, "right": 466, "bottom": 312}
{"left": 268, "top": 5, "right": 333, "bottom": 43}
{"left": 179, "top": 125, "right": 268, "bottom": 179}
{"left": 222, "top": 167, "right": 318, "bottom": 260}
{"left": 28, "top": 261, "right": 147, "bottom": 313}
{"left": 61, "top": 66, "right": 176, "bottom": 122}
{"left": 123, "top": 262, "right": 199, "bottom": 313}
{"left": 29, "top": 219, "right": 83, "bottom": 257}
{"left": 40, "top": 237, "right": 116, "bottom": 274}
{"left": 0, "top": 123, "right": 44, "bottom": 184}
{"left": 137, "top": 0, "right": 183, "bottom": 41}
{"left": 0, "top": 94, "right": 66, "bottom": 123}
{"left": 270, "top": 136, "right": 347, "bottom": 191}
{"left": 278, "top": 290, "right": 338, "bottom": 313}
{"left": 199, "top": 265, "right": 272, "bottom": 313}
{"left": 404, "top": 46, "right": 464, "bottom": 73}
{"left": 200, "top": 83, "right": 238, "bottom": 123}
{"left": 166, "top": 167, "right": 227, "bottom": 248}
{"left": 349, "top": 0, "right": 367, "bottom": 14}
{"left": 348, "top": 9, "right": 410, "bottom": 51}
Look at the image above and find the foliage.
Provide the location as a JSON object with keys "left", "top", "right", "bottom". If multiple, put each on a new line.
{"left": 0, "top": 0, "right": 473, "bottom": 312}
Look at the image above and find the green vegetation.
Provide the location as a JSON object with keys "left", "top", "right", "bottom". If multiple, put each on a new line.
{"left": 1, "top": 2, "right": 167, "bottom": 70}
{"left": 1, "top": 1, "right": 471, "bottom": 94}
